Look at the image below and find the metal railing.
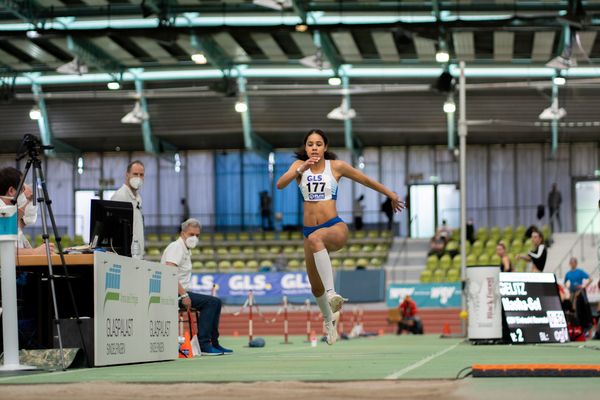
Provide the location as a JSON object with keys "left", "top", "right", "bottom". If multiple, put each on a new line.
{"left": 553, "top": 209, "right": 600, "bottom": 279}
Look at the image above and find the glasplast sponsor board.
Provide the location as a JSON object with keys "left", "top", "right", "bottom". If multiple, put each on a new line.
{"left": 386, "top": 283, "right": 461, "bottom": 308}
{"left": 499, "top": 272, "right": 569, "bottom": 344}
{"left": 94, "top": 252, "right": 179, "bottom": 366}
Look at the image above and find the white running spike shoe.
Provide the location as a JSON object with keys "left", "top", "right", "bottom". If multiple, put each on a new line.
{"left": 327, "top": 292, "right": 348, "bottom": 313}
{"left": 324, "top": 311, "right": 340, "bottom": 345}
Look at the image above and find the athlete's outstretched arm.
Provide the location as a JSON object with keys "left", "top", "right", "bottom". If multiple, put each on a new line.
{"left": 336, "top": 160, "right": 405, "bottom": 213}
{"left": 276, "top": 160, "right": 304, "bottom": 189}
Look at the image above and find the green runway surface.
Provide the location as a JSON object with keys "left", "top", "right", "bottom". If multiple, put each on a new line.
{"left": 1, "top": 335, "right": 599, "bottom": 386}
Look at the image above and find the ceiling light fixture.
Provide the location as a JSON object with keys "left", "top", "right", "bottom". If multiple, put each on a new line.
{"left": 299, "top": 48, "right": 331, "bottom": 70}
{"left": 443, "top": 100, "right": 456, "bottom": 113}
{"left": 191, "top": 53, "right": 207, "bottom": 64}
{"left": 29, "top": 105, "right": 41, "bottom": 120}
{"left": 553, "top": 76, "right": 566, "bottom": 86}
{"left": 328, "top": 77, "right": 341, "bottom": 86}
{"left": 235, "top": 100, "right": 248, "bottom": 113}
{"left": 253, "top": 0, "right": 292, "bottom": 11}
{"left": 327, "top": 98, "right": 356, "bottom": 120}
{"left": 56, "top": 57, "right": 88, "bottom": 75}
{"left": 539, "top": 100, "right": 567, "bottom": 120}
{"left": 107, "top": 81, "right": 121, "bottom": 90}
{"left": 121, "top": 101, "right": 149, "bottom": 124}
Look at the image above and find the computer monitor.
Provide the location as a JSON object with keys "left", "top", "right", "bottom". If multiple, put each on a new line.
{"left": 90, "top": 199, "right": 133, "bottom": 257}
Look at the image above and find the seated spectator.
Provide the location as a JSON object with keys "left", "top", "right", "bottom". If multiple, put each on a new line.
{"left": 466, "top": 218, "right": 475, "bottom": 244}
{"left": 517, "top": 230, "right": 546, "bottom": 272}
{"left": 428, "top": 233, "right": 446, "bottom": 257}
{"left": 161, "top": 218, "right": 232, "bottom": 356}
{"left": 496, "top": 242, "right": 513, "bottom": 272}
{"left": 396, "top": 295, "right": 423, "bottom": 335}
{"left": 437, "top": 219, "right": 452, "bottom": 241}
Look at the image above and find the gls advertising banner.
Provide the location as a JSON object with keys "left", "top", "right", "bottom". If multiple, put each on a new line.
{"left": 386, "top": 283, "right": 461, "bottom": 308}
{"left": 189, "top": 271, "right": 313, "bottom": 304}
{"left": 94, "top": 252, "right": 179, "bottom": 366}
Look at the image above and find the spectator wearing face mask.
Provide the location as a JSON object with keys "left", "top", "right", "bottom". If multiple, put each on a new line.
{"left": 111, "top": 160, "right": 145, "bottom": 258}
{"left": 0, "top": 166, "right": 53, "bottom": 255}
{"left": 161, "top": 219, "right": 232, "bottom": 356}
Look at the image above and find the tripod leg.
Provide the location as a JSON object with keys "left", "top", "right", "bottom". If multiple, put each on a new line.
{"left": 34, "top": 159, "right": 91, "bottom": 368}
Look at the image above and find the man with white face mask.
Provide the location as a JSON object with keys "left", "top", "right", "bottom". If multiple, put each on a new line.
{"left": 0, "top": 166, "right": 54, "bottom": 255}
{"left": 111, "top": 160, "right": 145, "bottom": 258}
{"left": 161, "top": 218, "right": 232, "bottom": 356}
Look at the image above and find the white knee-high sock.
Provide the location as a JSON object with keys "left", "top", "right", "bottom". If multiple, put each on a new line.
{"left": 316, "top": 294, "right": 333, "bottom": 323}
{"left": 314, "top": 249, "right": 335, "bottom": 294}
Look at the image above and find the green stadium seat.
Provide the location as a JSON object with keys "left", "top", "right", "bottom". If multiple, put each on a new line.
{"left": 269, "top": 246, "right": 282, "bottom": 255}
{"left": 278, "top": 231, "right": 290, "bottom": 240}
{"left": 432, "top": 269, "right": 445, "bottom": 282}
{"left": 251, "top": 232, "right": 264, "bottom": 240}
{"left": 466, "top": 253, "right": 478, "bottom": 266}
{"left": 192, "top": 261, "right": 203, "bottom": 270}
{"left": 243, "top": 246, "right": 255, "bottom": 255}
{"left": 342, "top": 258, "right": 356, "bottom": 269}
{"left": 200, "top": 233, "right": 212, "bottom": 241}
{"left": 246, "top": 260, "right": 259, "bottom": 270}
{"left": 218, "top": 260, "right": 232, "bottom": 270}
{"left": 216, "top": 247, "right": 228, "bottom": 255}
{"left": 420, "top": 270, "right": 432, "bottom": 283}
{"left": 356, "top": 258, "right": 369, "bottom": 268}
{"left": 147, "top": 247, "right": 161, "bottom": 256}
{"left": 147, "top": 233, "right": 159, "bottom": 242}
{"left": 331, "top": 258, "right": 342, "bottom": 268}
{"left": 515, "top": 224, "right": 526, "bottom": 239}
{"left": 452, "top": 254, "right": 462, "bottom": 269}
{"left": 204, "top": 260, "right": 218, "bottom": 270}
{"left": 264, "top": 232, "right": 276, "bottom": 240}
{"left": 477, "top": 253, "right": 490, "bottom": 265}
{"left": 471, "top": 240, "right": 483, "bottom": 256}
{"left": 213, "top": 233, "right": 225, "bottom": 241}
{"left": 225, "top": 232, "right": 237, "bottom": 241}
{"left": 283, "top": 245, "right": 295, "bottom": 255}
{"left": 290, "top": 231, "right": 303, "bottom": 240}
{"left": 381, "top": 230, "right": 393, "bottom": 239}
{"left": 259, "top": 260, "right": 273, "bottom": 269}
{"left": 439, "top": 254, "right": 452, "bottom": 270}
{"left": 190, "top": 248, "right": 200, "bottom": 256}
{"left": 256, "top": 246, "right": 269, "bottom": 255}
{"left": 475, "top": 227, "right": 488, "bottom": 242}
{"left": 362, "top": 244, "right": 375, "bottom": 253}
{"left": 229, "top": 246, "right": 241, "bottom": 255}
{"left": 202, "top": 247, "right": 215, "bottom": 256}
{"left": 288, "top": 259, "right": 301, "bottom": 270}
{"left": 490, "top": 254, "right": 501, "bottom": 265}
{"left": 239, "top": 232, "right": 250, "bottom": 241}
{"left": 370, "top": 257, "right": 383, "bottom": 267}
{"left": 446, "top": 269, "right": 460, "bottom": 282}
{"left": 445, "top": 240, "right": 459, "bottom": 254}
{"left": 502, "top": 226, "right": 513, "bottom": 240}
{"left": 233, "top": 260, "right": 245, "bottom": 269}
{"left": 367, "top": 230, "right": 379, "bottom": 239}
{"left": 426, "top": 255, "right": 439, "bottom": 271}
{"left": 160, "top": 234, "right": 173, "bottom": 242}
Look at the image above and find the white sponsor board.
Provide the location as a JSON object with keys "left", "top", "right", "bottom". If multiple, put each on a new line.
{"left": 94, "top": 252, "right": 178, "bottom": 366}
{"left": 466, "top": 266, "right": 502, "bottom": 340}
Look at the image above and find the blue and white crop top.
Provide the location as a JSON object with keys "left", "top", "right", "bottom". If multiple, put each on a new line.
{"left": 298, "top": 160, "right": 338, "bottom": 202}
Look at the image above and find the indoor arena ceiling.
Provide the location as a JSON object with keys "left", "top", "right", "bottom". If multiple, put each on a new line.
{"left": 1, "top": 1, "right": 600, "bottom": 156}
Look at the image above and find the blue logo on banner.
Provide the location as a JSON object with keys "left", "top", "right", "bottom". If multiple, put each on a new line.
{"left": 386, "top": 283, "right": 461, "bottom": 308}
{"left": 189, "top": 271, "right": 314, "bottom": 304}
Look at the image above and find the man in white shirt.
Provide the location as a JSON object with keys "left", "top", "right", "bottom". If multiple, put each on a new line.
{"left": 111, "top": 160, "right": 145, "bottom": 258}
{"left": 161, "top": 218, "right": 232, "bottom": 356}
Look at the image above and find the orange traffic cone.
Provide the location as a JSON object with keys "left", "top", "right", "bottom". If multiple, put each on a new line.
{"left": 442, "top": 322, "right": 451, "bottom": 336}
{"left": 179, "top": 331, "right": 193, "bottom": 358}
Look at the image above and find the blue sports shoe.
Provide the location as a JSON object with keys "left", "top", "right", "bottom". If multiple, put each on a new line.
{"left": 200, "top": 345, "right": 224, "bottom": 356}
{"left": 213, "top": 344, "right": 233, "bottom": 354}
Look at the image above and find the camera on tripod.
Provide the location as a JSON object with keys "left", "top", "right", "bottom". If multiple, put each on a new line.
{"left": 16, "top": 134, "right": 53, "bottom": 161}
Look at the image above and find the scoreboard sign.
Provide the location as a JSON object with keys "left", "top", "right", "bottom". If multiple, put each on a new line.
{"left": 499, "top": 272, "right": 569, "bottom": 344}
